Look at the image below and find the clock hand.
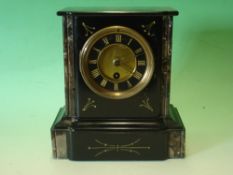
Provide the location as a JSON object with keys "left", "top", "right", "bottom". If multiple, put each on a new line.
{"left": 111, "top": 49, "right": 117, "bottom": 60}
{"left": 120, "top": 62, "right": 134, "bottom": 73}
{"left": 112, "top": 56, "right": 135, "bottom": 73}
{"left": 112, "top": 56, "right": 130, "bottom": 66}
{"left": 119, "top": 56, "right": 132, "bottom": 64}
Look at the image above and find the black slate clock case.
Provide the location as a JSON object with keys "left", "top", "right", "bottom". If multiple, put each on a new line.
{"left": 51, "top": 8, "right": 185, "bottom": 160}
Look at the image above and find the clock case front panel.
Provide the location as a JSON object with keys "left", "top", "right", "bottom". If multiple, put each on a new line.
{"left": 65, "top": 14, "right": 170, "bottom": 119}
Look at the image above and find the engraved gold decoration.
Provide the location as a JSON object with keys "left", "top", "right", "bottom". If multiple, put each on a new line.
{"left": 141, "top": 21, "right": 156, "bottom": 36}
{"left": 82, "top": 22, "right": 96, "bottom": 37}
{"left": 88, "top": 139, "right": 151, "bottom": 157}
{"left": 139, "top": 97, "right": 154, "bottom": 112}
{"left": 80, "top": 26, "right": 154, "bottom": 99}
{"left": 82, "top": 98, "right": 97, "bottom": 111}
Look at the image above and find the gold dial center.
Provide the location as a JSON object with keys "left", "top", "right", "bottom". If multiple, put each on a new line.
{"left": 98, "top": 43, "right": 136, "bottom": 83}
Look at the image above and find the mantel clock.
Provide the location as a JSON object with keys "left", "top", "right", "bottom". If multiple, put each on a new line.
{"left": 51, "top": 7, "right": 185, "bottom": 160}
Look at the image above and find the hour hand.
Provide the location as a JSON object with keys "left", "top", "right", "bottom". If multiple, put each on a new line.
{"left": 120, "top": 62, "right": 134, "bottom": 73}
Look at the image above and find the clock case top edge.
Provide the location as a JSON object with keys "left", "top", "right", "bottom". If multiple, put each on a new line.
{"left": 57, "top": 7, "right": 179, "bottom": 16}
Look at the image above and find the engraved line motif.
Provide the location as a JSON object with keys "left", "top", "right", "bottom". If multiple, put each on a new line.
{"left": 88, "top": 139, "right": 150, "bottom": 157}
{"left": 82, "top": 98, "right": 97, "bottom": 111}
{"left": 141, "top": 21, "right": 156, "bottom": 36}
{"left": 139, "top": 97, "right": 154, "bottom": 112}
{"left": 82, "top": 22, "right": 96, "bottom": 37}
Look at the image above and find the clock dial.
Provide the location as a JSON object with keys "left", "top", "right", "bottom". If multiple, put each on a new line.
{"left": 80, "top": 26, "right": 154, "bottom": 99}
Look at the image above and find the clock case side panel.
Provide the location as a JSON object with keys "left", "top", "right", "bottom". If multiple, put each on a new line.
{"left": 74, "top": 14, "right": 165, "bottom": 119}
{"left": 62, "top": 15, "right": 78, "bottom": 117}
{"left": 161, "top": 16, "right": 185, "bottom": 158}
{"left": 161, "top": 15, "right": 173, "bottom": 117}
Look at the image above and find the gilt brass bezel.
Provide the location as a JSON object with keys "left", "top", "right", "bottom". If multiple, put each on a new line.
{"left": 80, "top": 26, "right": 154, "bottom": 99}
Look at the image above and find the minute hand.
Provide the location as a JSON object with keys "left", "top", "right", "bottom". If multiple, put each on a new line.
{"left": 120, "top": 62, "right": 134, "bottom": 73}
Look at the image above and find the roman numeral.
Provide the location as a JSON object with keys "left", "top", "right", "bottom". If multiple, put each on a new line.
{"left": 115, "top": 34, "right": 122, "bottom": 42}
{"left": 114, "top": 83, "right": 119, "bottom": 91}
{"left": 93, "top": 47, "right": 101, "bottom": 53}
{"left": 102, "top": 37, "right": 109, "bottom": 45}
{"left": 126, "top": 80, "right": 132, "bottom": 88}
{"left": 88, "top": 59, "right": 97, "bottom": 64}
{"left": 100, "top": 79, "right": 108, "bottom": 87}
{"left": 133, "top": 71, "right": 143, "bottom": 80}
{"left": 91, "top": 69, "right": 100, "bottom": 78}
{"left": 137, "top": 60, "right": 146, "bottom": 66}
{"left": 135, "top": 48, "right": 143, "bottom": 55}
{"left": 127, "top": 38, "right": 133, "bottom": 46}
